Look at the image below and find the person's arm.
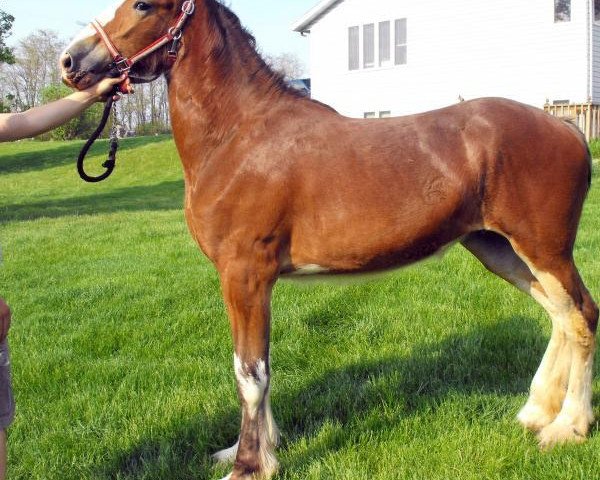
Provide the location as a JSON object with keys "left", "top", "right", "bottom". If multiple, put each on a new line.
{"left": 0, "top": 76, "right": 126, "bottom": 142}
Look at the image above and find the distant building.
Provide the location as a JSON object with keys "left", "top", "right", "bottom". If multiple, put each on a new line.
{"left": 289, "top": 78, "right": 312, "bottom": 97}
{"left": 293, "top": 0, "right": 600, "bottom": 134}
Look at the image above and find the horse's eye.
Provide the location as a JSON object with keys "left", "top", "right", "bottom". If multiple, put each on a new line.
{"left": 134, "top": 1, "right": 152, "bottom": 12}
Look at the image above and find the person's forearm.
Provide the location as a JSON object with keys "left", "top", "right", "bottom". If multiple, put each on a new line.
{"left": 0, "top": 91, "right": 97, "bottom": 142}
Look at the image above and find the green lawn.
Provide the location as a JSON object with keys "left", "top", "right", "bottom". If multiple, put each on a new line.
{"left": 1, "top": 137, "right": 599, "bottom": 480}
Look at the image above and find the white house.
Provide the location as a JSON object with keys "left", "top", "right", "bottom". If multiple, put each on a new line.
{"left": 293, "top": 0, "right": 600, "bottom": 121}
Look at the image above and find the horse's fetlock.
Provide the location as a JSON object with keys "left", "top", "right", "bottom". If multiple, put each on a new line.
{"left": 232, "top": 460, "right": 260, "bottom": 478}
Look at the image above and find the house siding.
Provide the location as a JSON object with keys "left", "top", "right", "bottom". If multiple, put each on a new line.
{"left": 307, "top": 0, "right": 589, "bottom": 118}
{"left": 592, "top": 22, "right": 600, "bottom": 102}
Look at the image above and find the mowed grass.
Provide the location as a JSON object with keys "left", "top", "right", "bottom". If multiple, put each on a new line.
{"left": 1, "top": 136, "right": 600, "bottom": 480}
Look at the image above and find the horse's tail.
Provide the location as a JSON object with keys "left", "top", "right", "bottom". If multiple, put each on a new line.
{"left": 562, "top": 119, "right": 592, "bottom": 189}
{"left": 586, "top": 142, "right": 592, "bottom": 189}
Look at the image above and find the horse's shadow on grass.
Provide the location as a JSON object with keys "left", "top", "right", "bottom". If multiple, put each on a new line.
{"left": 1, "top": 180, "right": 184, "bottom": 223}
{"left": 98, "top": 312, "right": 549, "bottom": 479}
{"left": 0, "top": 135, "right": 169, "bottom": 175}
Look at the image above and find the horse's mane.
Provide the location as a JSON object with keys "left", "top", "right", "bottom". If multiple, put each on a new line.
{"left": 206, "top": 0, "right": 305, "bottom": 100}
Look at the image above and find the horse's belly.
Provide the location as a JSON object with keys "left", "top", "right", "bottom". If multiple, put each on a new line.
{"left": 281, "top": 245, "right": 453, "bottom": 281}
{"left": 283, "top": 220, "right": 464, "bottom": 277}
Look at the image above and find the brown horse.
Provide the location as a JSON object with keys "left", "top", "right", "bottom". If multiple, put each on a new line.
{"left": 61, "top": 1, "right": 597, "bottom": 478}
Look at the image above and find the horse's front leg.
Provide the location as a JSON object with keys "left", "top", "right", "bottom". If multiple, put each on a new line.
{"left": 217, "top": 258, "right": 280, "bottom": 480}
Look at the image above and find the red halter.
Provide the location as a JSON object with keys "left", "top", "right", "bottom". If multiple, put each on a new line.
{"left": 91, "top": 0, "right": 195, "bottom": 94}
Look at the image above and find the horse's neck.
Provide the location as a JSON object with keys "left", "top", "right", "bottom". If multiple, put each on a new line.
{"left": 167, "top": 4, "right": 293, "bottom": 176}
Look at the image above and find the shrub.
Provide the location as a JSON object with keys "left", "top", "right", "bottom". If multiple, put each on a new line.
{"left": 136, "top": 121, "right": 172, "bottom": 136}
{"left": 38, "top": 84, "right": 104, "bottom": 141}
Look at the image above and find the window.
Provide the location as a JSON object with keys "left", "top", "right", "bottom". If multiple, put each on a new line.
{"left": 364, "top": 111, "right": 391, "bottom": 119}
{"left": 554, "top": 0, "right": 571, "bottom": 22}
{"left": 379, "top": 21, "right": 391, "bottom": 67}
{"left": 395, "top": 19, "right": 407, "bottom": 65}
{"left": 595, "top": 0, "right": 600, "bottom": 22}
{"left": 363, "top": 24, "right": 375, "bottom": 68}
{"left": 348, "top": 26, "right": 359, "bottom": 70}
{"left": 348, "top": 18, "right": 407, "bottom": 71}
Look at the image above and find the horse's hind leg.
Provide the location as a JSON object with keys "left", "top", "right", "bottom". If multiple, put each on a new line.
{"left": 462, "top": 231, "right": 572, "bottom": 431}
{"left": 461, "top": 231, "right": 543, "bottom": 295}
{"left": 465, "top": 228, "right": 599, "bottom": 445}
{"left": 514, "top": 253, "right": 598, "bottom": 447}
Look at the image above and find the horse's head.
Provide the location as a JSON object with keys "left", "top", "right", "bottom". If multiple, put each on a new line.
{"left": 61, "top": 0, "right": 192, "bottom": 90}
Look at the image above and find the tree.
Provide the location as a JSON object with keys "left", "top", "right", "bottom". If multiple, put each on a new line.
{"left": 0, "top": 10, "right": 15, "bottom": 64}
{"left": 116, "top": 79, "right": 171, "bottom": 136}
{"left": 264, "top": 52, "right": 306, "bottom": 81}
{"left": 3, "top": 30, "right": 65, "bottom": 110}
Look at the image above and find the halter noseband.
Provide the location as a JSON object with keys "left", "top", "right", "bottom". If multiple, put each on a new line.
{"left": 91, "top": 0, "right": 195, "bottom": 93}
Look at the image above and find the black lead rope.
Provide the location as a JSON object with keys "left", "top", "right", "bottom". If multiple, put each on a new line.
{"left": 77, "top": 93, "right": 119, "bottom": 183}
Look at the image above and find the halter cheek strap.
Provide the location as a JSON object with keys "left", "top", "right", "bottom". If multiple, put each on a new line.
{"left": 91, "top": 0, "right": 195, "bottom": 93}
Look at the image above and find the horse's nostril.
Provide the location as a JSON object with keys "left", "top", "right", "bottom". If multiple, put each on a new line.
{"left": 61, "top": 53, "right": 74, "bottom": 72}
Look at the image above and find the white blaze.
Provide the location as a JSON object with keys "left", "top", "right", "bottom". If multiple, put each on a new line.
{"left": 64, "top": 0, "right": 124, "bottom": 53}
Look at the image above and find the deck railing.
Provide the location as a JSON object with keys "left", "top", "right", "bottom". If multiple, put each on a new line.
{"left": 544, "top": 102, "right": 600, "bottom": 140}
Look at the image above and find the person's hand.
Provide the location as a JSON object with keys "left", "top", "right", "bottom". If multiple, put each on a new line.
{"left": 84, "top": 75, "right": 131, "bottom": 101}
{"left": 0, "top": 299, "right": 11, "bottom": 344}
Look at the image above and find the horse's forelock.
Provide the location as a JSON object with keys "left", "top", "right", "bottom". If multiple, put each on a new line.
{"left": 97, "top": 0, "right": 126, "bottom": 26}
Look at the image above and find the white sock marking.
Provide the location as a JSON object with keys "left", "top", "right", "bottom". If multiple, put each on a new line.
{"left": 234, "top": 355, "right": 268, "bottom": 419}
{"left": 516, "top": 256, "right": 595, "bottom": 435}
{"left": 231, "top": 354, "right": 280, "bottom": 476}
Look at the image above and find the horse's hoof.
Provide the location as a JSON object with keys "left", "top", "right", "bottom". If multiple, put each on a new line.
{"left": 222, "top": 464, "right": 277, "bottom": 480}
{"left": 213, "top": 441, "right": 239, "bottom": 464}
{"left": 517, "top": 402, "right": 557, "bottom": 433}
{"left": 537, "top": 419, "right": 587, "bottom": 449}
{"left": 221, "top": 473, "right": 258, "bottom": 480}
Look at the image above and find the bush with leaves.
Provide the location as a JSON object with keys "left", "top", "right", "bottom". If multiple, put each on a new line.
{"left": 136, "top": 120, "right": 172, "bottom": 137}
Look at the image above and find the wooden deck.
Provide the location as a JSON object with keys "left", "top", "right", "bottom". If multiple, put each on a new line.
{"left": 544, "top": 102, "right": 600, "bottom": 141}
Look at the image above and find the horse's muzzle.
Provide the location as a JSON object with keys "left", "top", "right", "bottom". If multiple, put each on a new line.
{"left": 60, "top": 39, "right": 114, "bottom": 90}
